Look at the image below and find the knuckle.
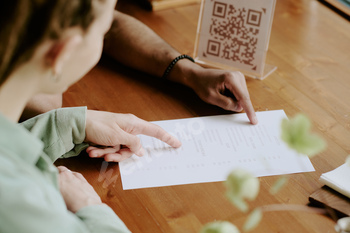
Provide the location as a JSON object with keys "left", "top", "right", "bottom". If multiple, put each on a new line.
{"left": 125, "top": 113, "right": 141, "bottom": 128}
{"left": 126, "top": 113, "right": 137, "bottom": 121}
{"left": 161, "top": 132, "right": 172, "bottom": 142}
{"left": 223, "top": 71, "right": 244, "bottom": 81}
{"left": 74, "top": 172, "right": 84, "bottom": 178}
{"left": 222, "top": 71, "right": 234, "bottom": 80}
{"left": 203, "top": 89, "right": 216, "bottom": 101}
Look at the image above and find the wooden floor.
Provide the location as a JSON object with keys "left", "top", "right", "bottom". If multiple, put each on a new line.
{"left": 57, "top": 0, "right": 350, "bottom": 232}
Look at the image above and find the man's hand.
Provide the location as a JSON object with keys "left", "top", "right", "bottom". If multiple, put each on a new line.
{"left": 85, "top": 110, "right": 182, "bottom": 162}
{"left": 190, "top": 68, "right": 257, "bottom": 125}
{"left": 58, "top": 166, "right": 102, "bottom": 213}
{"left": 172, "top": 61, "right": 258, "bottom": 125}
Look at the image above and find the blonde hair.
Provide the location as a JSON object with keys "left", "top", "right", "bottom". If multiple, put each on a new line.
{"left": 0, "top": 0, "right": 98, "bottom": 85}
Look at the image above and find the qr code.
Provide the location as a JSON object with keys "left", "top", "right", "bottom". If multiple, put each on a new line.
{"left": 197, "top": 0, "right": 274, "bottom": 73}
{"left": 209, "top": 2, "right": 262, "bottom": 70}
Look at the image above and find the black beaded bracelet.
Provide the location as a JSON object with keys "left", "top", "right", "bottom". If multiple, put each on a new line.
{"left": 162, "top": 54, "right": 195, "bottom": 79}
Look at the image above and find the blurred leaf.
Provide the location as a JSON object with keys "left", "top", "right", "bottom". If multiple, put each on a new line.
{"left": 243, "top": 208, "right": 263, "bottom": 232}
{"left": 225, "top": 169, "right": 260, "bottom": 212}
{"left": 226, "top": 194, "right": 248, "bottom": 213}
{"left": 281, "top": 114, "right": 326, "bottom": 157}
{"left": 201, "top": 221, "right": 240, "bottom": 233}
{"left": 335, "top": 217, "right": 350, "bottom": 232}
{"left": 270, "top": 176, "right": 288, "bottom": 195}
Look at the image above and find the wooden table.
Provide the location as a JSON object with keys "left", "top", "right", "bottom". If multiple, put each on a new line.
{"left": 57, "top": 0, "right": 350, "bottom": 232}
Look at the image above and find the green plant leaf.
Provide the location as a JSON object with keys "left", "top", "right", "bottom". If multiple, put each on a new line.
{"left": 270, "top": 176, "right": 288, "bottom": 195}
{"left": 243, "top": 208, "right": 263, "bottom": 232}
{"left": 225, "top": 169, "right": 260, "bottom": 212}
{"left": 335, "top": 217, "right": 350, "bottom": 232}
{"left": 226, "top": 194, "right": 248, "bottom": 213}
{"left": 201, "top": 221, "right": 240, "bottom": 233}
{"left": 281, "top": 114, "right": 326, "bottom": 157}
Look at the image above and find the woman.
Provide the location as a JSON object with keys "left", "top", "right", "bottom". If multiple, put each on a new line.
{"left": 0, "top": 0, "right": 180, "bottom": 232}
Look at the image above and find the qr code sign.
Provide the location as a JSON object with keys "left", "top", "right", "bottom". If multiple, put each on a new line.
{"left": 196, "top": 0, "right": 275, "bottom": 74}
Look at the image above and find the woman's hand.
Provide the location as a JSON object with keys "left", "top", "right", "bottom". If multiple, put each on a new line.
{"left": 58, "top": 166, "right": 102, "bottom": 213}
{"left": 84, "top": 110, "right": 182, "bottom": 162}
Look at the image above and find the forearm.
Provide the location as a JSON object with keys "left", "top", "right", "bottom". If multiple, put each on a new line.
{"left": 103, "top": 11, "right": 257, "bottom": 123}
{"left": 104, "top": 11, "right": 176, "bottom": 76}
{"left": 103, "top": 11, "right": 201, "bottom": 87}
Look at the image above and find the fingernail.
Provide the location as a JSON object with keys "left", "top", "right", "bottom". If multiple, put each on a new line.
{"left": 175, "top": 139, "right": 182, "bottom": 148}
{"left": 137, "top": 147, "right": 145, "bottom": 157}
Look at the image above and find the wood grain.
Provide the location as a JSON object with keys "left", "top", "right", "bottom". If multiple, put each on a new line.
{"left": 57, "top": 0, "right": 350, "bottom": 232}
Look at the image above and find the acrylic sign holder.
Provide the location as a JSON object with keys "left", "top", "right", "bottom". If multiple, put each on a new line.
{"left": 194, "top": 0, "right": 277, "bottom": 80}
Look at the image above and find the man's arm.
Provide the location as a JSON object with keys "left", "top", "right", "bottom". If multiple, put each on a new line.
{"left": 103, "top": 11, "right": 179, "bottom": 78}
{"left": 103, "top": 11, "right": 258, "bottom": 124}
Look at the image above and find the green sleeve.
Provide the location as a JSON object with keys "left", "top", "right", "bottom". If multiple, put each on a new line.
{"left": 0, "top": 154, "right": 130, "bottom": 233}
{"left": 20, "top": 107, "right": 89, "bottom": 162}
{"left": 76, "top": 205, "right": 131, "bottom": 233}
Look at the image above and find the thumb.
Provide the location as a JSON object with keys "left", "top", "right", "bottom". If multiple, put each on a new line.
{"left": 118, "top": 131, "right": 144, "bottom": 157}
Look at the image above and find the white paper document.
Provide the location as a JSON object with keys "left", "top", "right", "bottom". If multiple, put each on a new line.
{"left": 119, "top": 110, "right": 315, "bottom": 190}
{"left": 320, "top": 163, "right": 350, "bottom": 198}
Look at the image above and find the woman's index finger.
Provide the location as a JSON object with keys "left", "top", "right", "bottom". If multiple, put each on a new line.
{"left": 134, "top": 120, "right": 182, "bottom": 148}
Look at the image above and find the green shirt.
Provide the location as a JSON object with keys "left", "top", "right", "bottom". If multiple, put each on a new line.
{"left": 0, "top": 107, "right": 130, "bottom": 233}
